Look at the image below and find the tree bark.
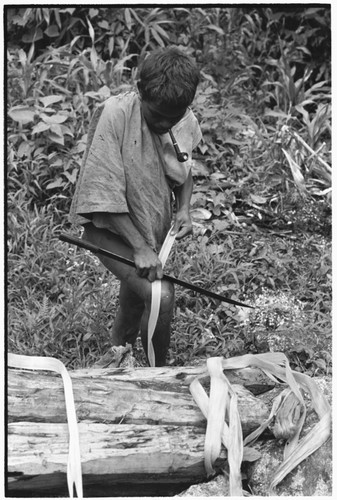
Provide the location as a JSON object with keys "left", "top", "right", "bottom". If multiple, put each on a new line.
{"left": 8, "top": 422, "right": 214, "bottom": 494}
{"left": 7, "top": 365, "right": 271, "bottom": 496}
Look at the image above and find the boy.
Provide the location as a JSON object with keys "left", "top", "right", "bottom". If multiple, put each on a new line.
{"left": 70, "top": 46, "right": 202, "bottom": 366}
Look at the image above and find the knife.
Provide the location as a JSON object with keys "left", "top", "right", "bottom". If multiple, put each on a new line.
{"left": 59, "top": 233, "right": 254, "bottom": 309}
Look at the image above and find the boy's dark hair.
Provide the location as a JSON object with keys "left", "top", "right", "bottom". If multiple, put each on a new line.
{"left": 137, "top": 46, "right": 200, "bottom": 109}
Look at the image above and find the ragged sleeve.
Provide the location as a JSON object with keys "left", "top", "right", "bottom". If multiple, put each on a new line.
{"left": 70, "top": 99, "right": 128, "bottom": 222}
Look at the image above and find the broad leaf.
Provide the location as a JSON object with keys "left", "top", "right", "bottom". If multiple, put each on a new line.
{"left": 190, "top": 208, "right": 212, "bottom": 220}
{"left": 41, "top": 113, "right": 68, "bottom": 124}
{"left": 46, "top": 178, "right": 64, "bottom": 190}
{"left": 64, "top": 169, "right": 79, "bottom": 184}
{"left": 32, "top": 122, "right": 50, "bottom": 134}
{"left": 44, "top": 25, "right": 59, "bottom": 37}
{"left": 48, "top": 132, "right": 64, "bottom": 146}
{"left": 250, "top": 194, "right": 268, "bottom": 204}
{"left": 39, "top": 95, "right": 64, "bottom": 107}
{"left": 22, "top": 28, "right": 43, "bottom": 43}
{"left": 8, "top": 106, "right": 35, "bottom": 124}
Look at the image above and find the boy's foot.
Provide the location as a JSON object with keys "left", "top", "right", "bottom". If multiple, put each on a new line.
{"left": 92, "top": 344, "right": 134, "bottom": 368}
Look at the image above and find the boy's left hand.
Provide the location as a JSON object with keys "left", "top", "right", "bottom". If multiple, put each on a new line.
{"left": 171, "top": 210, "right": 193, "bottom": 240}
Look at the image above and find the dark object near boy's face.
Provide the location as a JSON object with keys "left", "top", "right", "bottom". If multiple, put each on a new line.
{"left": 141, "top": 100, "right": 187, "bottom": 135}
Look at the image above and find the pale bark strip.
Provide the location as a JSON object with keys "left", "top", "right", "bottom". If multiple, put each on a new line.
{"left": 204, "top": 358, "right": 229, "bottom": 475}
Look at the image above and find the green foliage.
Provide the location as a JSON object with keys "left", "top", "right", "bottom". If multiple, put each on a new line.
{"left": 8, "top": 191, "right": 120, "bottom": 368}
{"left": 163, "top": 225, "right": 331, "bottom": 373}
{"left": 7, "top": 41, "right": 136, "bottom": 215}
{"left": 6, "top": 7, "right": 85, "bottom": 47}
{"left": 6, "top": 7, "right": 180, "bottom": 60}
{"left": 6, "top": 6, "right": 331, "bottom": 373}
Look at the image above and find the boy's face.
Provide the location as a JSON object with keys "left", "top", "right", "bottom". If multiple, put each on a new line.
{"left": 141, "top": 100, "right": 187, "bottom": 135}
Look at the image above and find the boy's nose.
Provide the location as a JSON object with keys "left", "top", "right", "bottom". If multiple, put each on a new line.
{"left": 158, "top": 118, "right": 173, "bottom": 130}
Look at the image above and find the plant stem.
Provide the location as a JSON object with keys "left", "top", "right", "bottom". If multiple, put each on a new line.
{"left": 291, "top": 130, "right": 331, "bottom": 174}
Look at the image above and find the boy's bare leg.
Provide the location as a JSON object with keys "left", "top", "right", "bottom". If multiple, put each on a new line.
{"left": 82, "top": 223, "right": 174, "bottom": 366}
{"left": 110, "top": 282, "right": 145, "bottom": 346}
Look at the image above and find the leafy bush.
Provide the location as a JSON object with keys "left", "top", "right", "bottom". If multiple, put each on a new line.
{"left": 7, "top": 190, "right": 121, "bottom": 368}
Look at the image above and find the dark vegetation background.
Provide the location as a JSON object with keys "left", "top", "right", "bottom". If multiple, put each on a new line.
{"left": 6, "top": 6, "right": 332, "bottom": 373}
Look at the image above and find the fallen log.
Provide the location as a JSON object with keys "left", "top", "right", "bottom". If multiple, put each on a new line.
{"left": 7, "top": 365, "right": 271, "bottom": 496}
{"left": 8, "top": 422, "right": 212, "bottom": 495}
{"left": 8, "top": 365, "right": 271, "bottom": 429}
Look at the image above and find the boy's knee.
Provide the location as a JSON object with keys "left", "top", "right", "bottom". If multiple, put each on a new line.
{"left": 160, "top": 281, "right": 175, "bottom": 310}
{"left": 144, "top": 280, "right": 174, "bottom": 308}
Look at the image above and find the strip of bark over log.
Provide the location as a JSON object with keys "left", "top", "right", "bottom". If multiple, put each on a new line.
{"left": 7, "top": 365, "right": 270, "bottom": 495}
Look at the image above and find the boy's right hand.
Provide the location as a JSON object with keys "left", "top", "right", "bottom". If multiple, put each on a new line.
{"left": 133, "top": 246, "right": 163, "bottom": 282}
{"left": 92, "top": 212, "right": 163, "bottom": 282}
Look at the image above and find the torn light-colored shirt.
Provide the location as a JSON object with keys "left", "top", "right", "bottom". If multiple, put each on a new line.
{"left": 70, "top": 91, "right": 202, "bottom": 251}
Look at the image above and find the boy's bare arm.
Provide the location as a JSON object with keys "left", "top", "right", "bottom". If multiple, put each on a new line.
{"left": 92, "top": 212, "right": 163, "bottom": 282}
{"left": 172, "top": 170, "right": 193, "bottom": 239}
